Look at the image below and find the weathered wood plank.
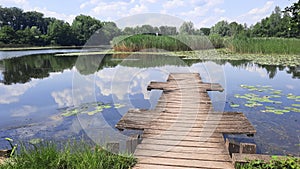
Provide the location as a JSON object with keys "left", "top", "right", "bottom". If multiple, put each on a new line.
{"left": 136, "top": 157, "right": 234, "bottom": 169}
{"left": 134, "top": 149, "right": 231, "bottom": 161}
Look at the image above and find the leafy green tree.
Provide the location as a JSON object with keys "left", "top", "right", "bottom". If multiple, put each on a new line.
{"left": 158, "top": 26, "right": 176, "bottom": 35}
{"left": 0, "top": 25, "right": 16, "bottom": 44}
{"left": 71, "top": 14, "right": 102, "bottom": 45}
{"left": 284, "top": 0, "right": 300, "bottom": 37}
{"left": 48, "top": 20, "right": 76, "bottom": 46}
{"left": 199, "top": 28, "right": 210, "bottom": 36}
{"left": 210, "top": 20, "right": 230, "bottom": 36}
{"left": 123, "top": 27, "right": 135, "bottom": 35}
{"left": 140, "top": 24, "right": 155, "bottom": 33}
{"left": 98, "top": 21, "right": 121, "bottom": 44}
{"left": 228, "top": 22, "right": 244, "bottom": 36}
{"left": 23, "top": 11, "right": 49, "bottom": 34}
{"left": 0, "top": 6, "right": 24, "bottom": 30}
{"left": 179, "top": 21, "right": 195, "bottom": 35}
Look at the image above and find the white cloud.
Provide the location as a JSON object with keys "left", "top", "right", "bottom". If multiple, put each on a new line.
{"left": 129, "top": 4, "right": 148, "bottom": 15}
{"left": 90, "top": 1, "right": 131, "bottom": 20}
{"left": 180, "top": 6, "right": 209, "bottom": 18}
{"left": 0, "top": 82, "right": 36, "bottom": 104}
{"left": 214, "top": 8, "right": 225, "bottom": 14}
{"left": 80, "top": 2, "right": 88, "bottom": 9}
{"left": 162, "top": 0, "right": 184, "bottom": 10}
{"left": 235, "top": 1, "right": 275, "bottom": 26}
{"left": 178, "top": 0, "right": 224, "bottom": 27}
{"left": 11, "top": 105, "right": 37, "bottom": 117}
{"left": 51, "top": 89, "right": 74, "bottom": 108}
{"left": 0, "top": 0, "right": 27, "bottom": 5}
{"left": 248, "top": 1, "right": 274, "bottom": 15}
{"left": 32, "top": 7, "right": 76, "bottom": 24}
{"left": 245, "top": 65, "right": 268, "bottom": 78}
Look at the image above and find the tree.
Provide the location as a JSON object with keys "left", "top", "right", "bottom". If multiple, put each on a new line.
{"left": 199, "top": 28, "right": 210, "bottom": 36}
{"left": 179, "top": 21, "right": 195, "bottom": 35}
{"left": 48, "top": 20, "right": 76, "bottom": 46}
{"left": 98, "top": 21, "right": 121, "bottom": 44}
{"left": 123, "top": 27, "right": 135, "bottom": 35}
{"left": 140, "top": 25, "right": 155, "bottom": 33}
{"left": 210, "top": 20, "right": 230, "bottom": 36}
{"left": 158, "top": 26, "right": 177, "bottom": 35}
{"left": 284, "top": 0, "right": 300, "bottom": 37}
{"left": 0, "top": 25, "right": 16, "bottom": 44}
{"left": 71, "top": 15, "right": 102, "bottom": 45}
{"left": 228, "top": 22, "right": 244, "bottom": 36}
{"left": 0, "top": 6, "right": 24, "bottom": 30}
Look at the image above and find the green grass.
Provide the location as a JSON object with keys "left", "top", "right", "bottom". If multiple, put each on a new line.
{"left": 112, "top": 34, "right": 193, "bottom": 52}
{"left": 113, "top": 35, "right": 300, "bottom": 55}
{"left": 112, "top": 34, "right": 226, "bottom": 52}
{"left": 0, "top": 141, "right": 136, "bottom": 169}
{"left": 235, "top": 156, "right": 300, "bottom": 169}
{"left": 226, "top": 37, "right": 300, "bottom": 55}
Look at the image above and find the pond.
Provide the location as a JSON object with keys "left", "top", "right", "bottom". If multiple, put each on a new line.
{"left": 0, "top": 50, "right": 299, "bottom": 155}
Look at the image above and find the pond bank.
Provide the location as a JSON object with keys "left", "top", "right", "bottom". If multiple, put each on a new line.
{"left": 55, "top": 48, "right": 300, "bottom": 67}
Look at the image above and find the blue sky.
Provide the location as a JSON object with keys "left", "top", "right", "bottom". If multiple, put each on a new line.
{"left": 0, "top": 0, "right": 297, "bottom": 28}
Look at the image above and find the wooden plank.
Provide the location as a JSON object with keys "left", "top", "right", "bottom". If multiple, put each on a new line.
{"left": 141, "top": 135, "right": 225, "bottom": 143}
{"left": 134, "top": 163, "right": 202, "bottom": 169}
{"left": 134, "top": 149, "right": 231, "bottom": 162}
{"left": 136, "top": 157, "right": 234, "bottom": 169}
{"left": 139, "top": 139, "right": 224, "bottom": 148}
{"left": 135, "top": 144, "right": 229, "bottom": 155}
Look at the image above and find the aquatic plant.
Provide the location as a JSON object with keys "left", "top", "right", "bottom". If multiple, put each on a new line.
{"left": 233, "top": 84, "right": 300, "bottom": 114}
{"left": 226, "top": 37, "right": 300, "bottom": 55}
{"left": 4, "top": 138, "right": 17, "bottom": 157}
{"left": 61, "top": 102, "right": 125, "bottom": 117}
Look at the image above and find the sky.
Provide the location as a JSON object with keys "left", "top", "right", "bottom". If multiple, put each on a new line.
{"left": 0, "top": 0, "right": 297, "bottom": 28}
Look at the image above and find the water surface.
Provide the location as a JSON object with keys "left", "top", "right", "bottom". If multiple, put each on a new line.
{"left": 0, "top": 51, "right": 299, "bottom": 155}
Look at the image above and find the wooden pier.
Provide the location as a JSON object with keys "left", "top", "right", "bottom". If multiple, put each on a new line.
{"left": 116, "top": 73, "right": 256, "bottom": 169}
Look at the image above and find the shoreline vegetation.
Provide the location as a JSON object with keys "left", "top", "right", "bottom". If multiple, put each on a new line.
{"left": 0, "top": 140, "right": 136, "bottom": 169}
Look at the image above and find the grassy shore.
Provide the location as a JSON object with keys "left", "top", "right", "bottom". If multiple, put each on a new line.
{"left": 236, "top": 156, "right": 300, "bottom": 169}
{"left": 0, "top": 141, "right": 136, "bottom": 169}
{"left": 55, "top": 48, "right": 300, "bottom": 67}
{"left": 226, "top": 37, "right": 300, "bottom": 55}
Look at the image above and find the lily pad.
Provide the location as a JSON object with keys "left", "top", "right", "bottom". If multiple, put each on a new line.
{"left": 269, "top": 95, "right": 281, "bottom": 98}
{"left": 271, "top": 90, "right": 282, "bottom": 95}
{"left": 245, "top": 102, "right": 263, "bottom": 107}
{"left": 261, "top": 109, "right": 290, "bottom": 114}
{"left": 61, "top": 102, "right": 125, "bottom": 117}
{"left": 114, "top": 104, "right": 125, "bottom": 109}
{"left": 230, "top": 103, "right": 240, "bottom": 108}
{"left": 62, "top": 109, "right": 79, "bottom": 117}
{"left": 286, "top": 93, "right": 300, "bottom": 100}
{"left": 284, "top": 107, "right": 300, "bottom": 113}
{"left": 87, "top": 110, "right": 99, "bottom": 116}
{"left": 265, "top": 106, "right": 275, "bottom": 109}
{"left": 292, "top": 104, "right": 300, "bottom": 107}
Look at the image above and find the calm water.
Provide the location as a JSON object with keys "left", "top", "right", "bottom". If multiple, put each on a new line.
{"left": 0, "top": 50, "right": 299, "bottom": 155}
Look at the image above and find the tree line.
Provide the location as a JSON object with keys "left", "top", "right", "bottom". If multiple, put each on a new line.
{"left": 0, "top": 1, "right": 299, "bottom": 47}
